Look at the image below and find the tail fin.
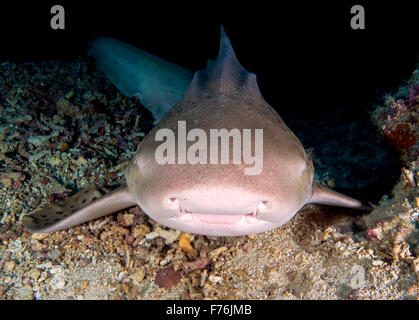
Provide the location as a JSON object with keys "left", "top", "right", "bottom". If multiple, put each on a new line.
{"left": 88, "top": 37, "right": 194, "bottom": 122}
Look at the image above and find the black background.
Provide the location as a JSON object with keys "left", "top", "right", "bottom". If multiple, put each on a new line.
{"left": 1, "top": 1, "right": 418, "bottom": 121}
{"left": 0, "top": 299, "right": 414, "bottom": 317}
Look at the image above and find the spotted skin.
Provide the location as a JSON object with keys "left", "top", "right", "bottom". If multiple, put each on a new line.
{"left": 22, "top": 187, "right": 135, "bottom": 233}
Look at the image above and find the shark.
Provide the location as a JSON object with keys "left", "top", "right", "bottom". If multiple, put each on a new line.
{"left": 22, "top": 27, "right": 372, "bottom": 237}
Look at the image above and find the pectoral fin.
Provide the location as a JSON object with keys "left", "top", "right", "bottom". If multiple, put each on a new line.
{"left": 22, "top": 186, "right": 136, "bottom": 234}
{"left": 308, "top": 183, "right": 372, "bottom": 211}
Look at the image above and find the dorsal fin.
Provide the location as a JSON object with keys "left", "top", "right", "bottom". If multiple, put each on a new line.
{"left": 186, "top": 26, "right": 263, "bottom": 101}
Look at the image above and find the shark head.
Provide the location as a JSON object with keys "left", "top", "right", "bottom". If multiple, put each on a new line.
{"left": 125, "top": 27, "right": 316, "bottom": 236}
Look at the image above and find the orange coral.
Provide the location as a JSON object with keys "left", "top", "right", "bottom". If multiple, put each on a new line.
{"left": 384, "top": 123, "right": 416, "bottom": 151}
{"left": 179, "top": 233, "right": 198, "bottom": 259}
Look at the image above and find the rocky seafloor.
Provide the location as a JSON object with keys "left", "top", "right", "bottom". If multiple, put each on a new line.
{"left": 0, "top": 57, "right": 417, "bottom": 300}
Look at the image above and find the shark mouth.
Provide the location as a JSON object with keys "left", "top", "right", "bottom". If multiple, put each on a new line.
{"left": 167, "top": 198, "right": 266, "bottom": 225}
{"left": 185, "top": 210, "right": 250, "bottom": 224}
{"left": 178, "top": 209, "right": 259, "bottom": 225}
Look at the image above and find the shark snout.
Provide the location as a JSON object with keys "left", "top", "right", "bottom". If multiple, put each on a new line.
{"left": 136, "top": 187, "right": 287, "bottom": 235}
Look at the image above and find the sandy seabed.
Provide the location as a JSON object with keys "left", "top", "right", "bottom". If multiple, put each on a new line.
{"left": 0, "top": 58, "right": 417, "bottom": 300}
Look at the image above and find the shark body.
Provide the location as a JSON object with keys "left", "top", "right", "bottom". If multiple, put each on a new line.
{"left": 22, "top": 27, "right": 371, "bottom": 237}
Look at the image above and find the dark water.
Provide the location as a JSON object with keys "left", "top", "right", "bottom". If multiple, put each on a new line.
{"left": 288, "top": 111, "right": 402, "bottom": 204}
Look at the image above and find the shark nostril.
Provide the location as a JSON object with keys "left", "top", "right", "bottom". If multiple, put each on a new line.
{"left": 167, "top": 197, "right": 181, "bottom": 209}
{"left": 259, "top": 200, "right": 272, "bottom": 210}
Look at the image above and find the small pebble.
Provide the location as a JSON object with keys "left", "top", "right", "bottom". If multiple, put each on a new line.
{"left": 155, "top": 266, "right": 182, "bottom": 288}
{"left": 4, "top": 261, "right": 16, "bottom": 273}
{"left": 372, "top": 260, "right": 384, "bottom": 266}
{"left": 209, "top": 246, "right": 227, "bottom": 259}
{"left": 208, "top": 275, "right": 223, "bottom": 285}
{"left": 132, "top": 224, "right": 150, "bottom": 239}
{"left": 145, "top": 227, "right": 181, "bottom": 245}
{"left": 31, "top": 233, "right": 49, "bottom": 241}
{"left": 28, "top": 268, "right": 41, "bottom": 280}
{"left": 200, "top": 270, "right": 208, "bottom": 287}
{"left": 122, "top": 213, "right": 134, "bottom": 227}
{"left": 15, "top": 287, "right": 34, "bottom": 300}
{"left": 73, "top": 156, "right": 88, "bottom": 166}
{"left": 130, "top": 269, "right": 146, "bottom": 285}
{"left": 57, "top": 142, "right": 69, "bottom": 151}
